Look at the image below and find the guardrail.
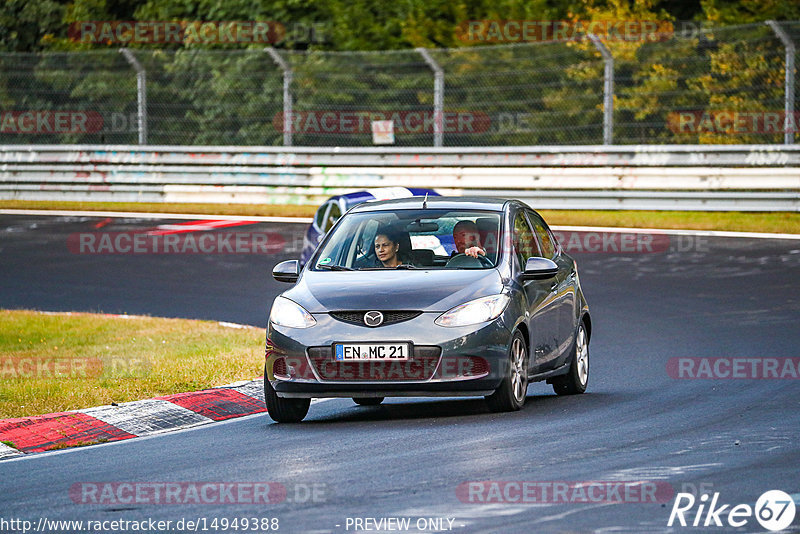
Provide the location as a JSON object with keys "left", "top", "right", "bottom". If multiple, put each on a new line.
{"left": 1, "top": 145, "right": 799, "bottom": 211}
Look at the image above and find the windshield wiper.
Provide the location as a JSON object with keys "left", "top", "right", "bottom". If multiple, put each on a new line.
{"left": 316, "top": 264, "right": 353, "bottom": 271}
{"left": 395, "top": 264, "right": 417, "bottom": 269}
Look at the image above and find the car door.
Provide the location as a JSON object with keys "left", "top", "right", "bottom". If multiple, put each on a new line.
{"left": 511, "top": 210, "right": 561, "bottom": 374}
{"left": 527, "top": 210, "right": 576, "bottom": 367}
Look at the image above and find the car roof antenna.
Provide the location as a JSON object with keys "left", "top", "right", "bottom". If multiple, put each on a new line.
{"left": 422, "top": 192, "right": 428, "bottom": 209}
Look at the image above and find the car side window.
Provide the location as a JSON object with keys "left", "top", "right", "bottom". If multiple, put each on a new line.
{"left": 527, "top": 211, "right": 556, "bottom": 258}
{"left": 512, "top": 212, "right": 541, "bottom": 268}
{"left": 324, "top": 203, "right": 341, "bottom": 232}
{"left": 314, "top": 202, "right": 330, "bottom": 230}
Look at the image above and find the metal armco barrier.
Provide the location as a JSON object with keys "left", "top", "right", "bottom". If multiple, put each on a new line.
{"left": 1, "top": 145, "right": 799, "bottom": 211}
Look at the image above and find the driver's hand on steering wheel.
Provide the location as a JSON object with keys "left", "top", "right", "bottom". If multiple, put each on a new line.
{"left": 464, "top": 246, "right": 485, "bottom": 258}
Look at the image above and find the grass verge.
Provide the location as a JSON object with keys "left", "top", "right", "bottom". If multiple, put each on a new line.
{"left": 538, "top": 210, "right": 800, "bottom": 234}
{"left": 0, "top": 310, "right": 265, "bottom": 419}
{"left": 1, "top": 200, "right": 798, "bottom": 233}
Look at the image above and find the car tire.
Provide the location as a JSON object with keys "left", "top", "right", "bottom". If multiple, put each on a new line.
{"left": 552, "top": 321, "right": 589, "bottom": 396}
{"left": 264, "top": 368, "right": 310, "bottom": 423}
{"left": 485, "top": 330, "right": 528, "bottom": 412}
{"left": 353, "top": 397, "right": 384, "bottom": 406}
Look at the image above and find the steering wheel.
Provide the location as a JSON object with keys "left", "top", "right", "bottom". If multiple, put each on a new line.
{"left": 446, "top": 253, "right": 493, "bottom": 268}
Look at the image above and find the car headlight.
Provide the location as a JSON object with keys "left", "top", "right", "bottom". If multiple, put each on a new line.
{"left": 270, "top": 296, "right": 316, "bottom": 329}
{"left": 435, "top": 294, "right": 510, "bottom": 327}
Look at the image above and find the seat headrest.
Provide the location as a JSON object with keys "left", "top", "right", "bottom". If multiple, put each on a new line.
{"left": 411, "top": 249, "right": 435, "bottom": 266}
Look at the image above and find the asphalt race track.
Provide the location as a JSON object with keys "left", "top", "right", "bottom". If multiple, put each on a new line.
{"left": 1, "top": 214, "right": 799, "bottom": 533}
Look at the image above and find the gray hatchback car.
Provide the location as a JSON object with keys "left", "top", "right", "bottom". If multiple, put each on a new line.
{"left": 266, "top": 197, "right": 591, "bottom": 422}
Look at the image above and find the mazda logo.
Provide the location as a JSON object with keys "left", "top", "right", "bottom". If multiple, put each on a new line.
{"left": 363, "top": 311, "right": 384, "bottom": 327}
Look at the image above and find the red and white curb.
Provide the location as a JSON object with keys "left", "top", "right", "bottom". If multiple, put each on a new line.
{"left": 0, "top": 379, "right": 265, "bottom": 459}
{"left": 0, "top": 442, "right": 21, "bottom": 460}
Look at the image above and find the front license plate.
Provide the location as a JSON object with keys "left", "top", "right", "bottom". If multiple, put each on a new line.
{"left": 334, "top": 343, "right": 410, "bottom": 361}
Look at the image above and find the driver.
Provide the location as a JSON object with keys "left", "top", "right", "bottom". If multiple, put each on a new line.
{"left": 452, "top": 220, "right": 485, "bottom": 258}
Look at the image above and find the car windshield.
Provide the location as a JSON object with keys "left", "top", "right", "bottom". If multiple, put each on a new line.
{"left": 312, "top": 209, "right": 502, "bottom": 270}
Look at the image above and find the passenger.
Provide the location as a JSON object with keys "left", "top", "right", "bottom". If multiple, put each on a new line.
{"left": 452, "top": 220, "right": 485, "bottom": 258}
{"left": 374, "top": 229, "right": 406, "bottom": 268}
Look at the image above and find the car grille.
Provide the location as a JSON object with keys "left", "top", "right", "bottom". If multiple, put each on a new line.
{"left": 329, "top": 310, "right": 422, "bottom": 327}
{"left": 307, "top": 346, "right": 441, "bottom": 381}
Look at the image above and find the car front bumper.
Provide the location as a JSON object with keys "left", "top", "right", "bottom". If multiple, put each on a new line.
{"left": 266, "top": 312, "right": 512, "bottom": 398}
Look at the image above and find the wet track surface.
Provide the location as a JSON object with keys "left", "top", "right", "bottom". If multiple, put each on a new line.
{"left": 1, "top": 214, "right": 799, "bottom": 533}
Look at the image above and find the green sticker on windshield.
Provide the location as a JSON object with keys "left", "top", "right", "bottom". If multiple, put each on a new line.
{"left": 319, "top": 257, "right": 332, "bottom": 265}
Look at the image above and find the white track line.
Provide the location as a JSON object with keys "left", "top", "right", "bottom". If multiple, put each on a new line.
{"left": 554, "top": 225, "right": 800, "bottom": 240}
{"left": 2, "top": 208, "right": 798, "bottom": 239}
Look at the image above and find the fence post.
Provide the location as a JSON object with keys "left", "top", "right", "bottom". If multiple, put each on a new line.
{"left": 766, "top": 21, "right": 796, "bottom": 145}
{"left": 588, "top": 35, "right": 614, "bottom": 145}
{"left": 416, "top": 47, "right": 444, "bottom": 147}
{"left": 266, "top": 47, "right": 293, "bottom": 147}
{"left": 119, "top": 48, "right": 147, "bottom": 145}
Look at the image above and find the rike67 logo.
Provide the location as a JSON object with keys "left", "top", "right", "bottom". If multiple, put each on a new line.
{"left": 668, "top": 490, "right": 796, "bottom": 531}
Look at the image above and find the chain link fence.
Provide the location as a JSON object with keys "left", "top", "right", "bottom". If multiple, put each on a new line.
{"left": 0, "top": 21, "right": 798, "bottom": 146}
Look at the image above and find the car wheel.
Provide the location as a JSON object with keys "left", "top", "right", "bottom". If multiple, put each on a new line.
{"left": 353, "top": 397, "right": 384, "bottom": 406}
{"left": 486, "top": 330, "right": 528, "bottom": 412}
{"left": 552, "top": 321, "right": 589, "bottom": 395}
{"left": 264, "top": 368, "right": 310, "bottom": 423}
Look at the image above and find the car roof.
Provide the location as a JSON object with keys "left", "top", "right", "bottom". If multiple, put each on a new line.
{"left": 339, "top": 187, "right": 438, "bottom": 207}
{"left": 339, "top": 191, "right": 375, "bottom": 206}
{"left": 349, "top": 196, "right": 512, "bottom": 213}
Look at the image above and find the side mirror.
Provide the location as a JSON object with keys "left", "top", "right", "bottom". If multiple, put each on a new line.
{"left": 273, "top": 260, "right": 300, "bottom": 283}
{"left": 521, "top": 257, "right": 558, "bottom": 280}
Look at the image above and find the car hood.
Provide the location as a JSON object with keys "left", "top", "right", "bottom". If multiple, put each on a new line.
{"left": 282, "top": 269, "right": 505, "bottom": 313}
